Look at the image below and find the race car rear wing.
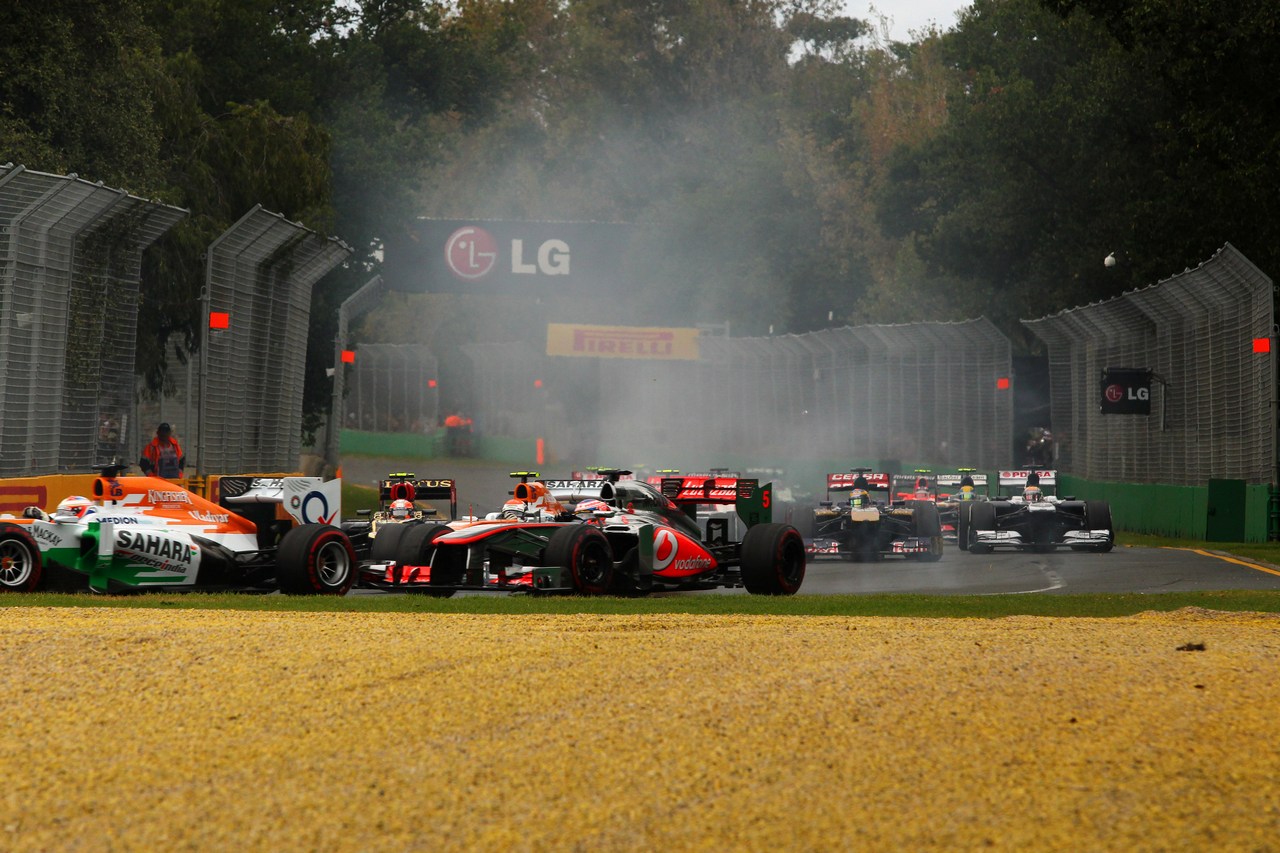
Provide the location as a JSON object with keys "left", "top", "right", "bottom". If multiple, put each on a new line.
{"left": 378, "top": 475, "right": 457, "bottom": 520}
{"left": 937, "top": 471, "right": 990, "bottom": 497}
{"left": 660, "top": 476, "right": 772, "bottom": 528}
{"left": 998, "top": 470, "right": 1056, "bottom": 497}
{"left": 217, "top": 476, "right": 343, "bottom": 525}
{"left": 825, "top": 471, "right": 889, "bottom": 498}
{"left": 936, "top": 473, "right": 989, "bottom": 488}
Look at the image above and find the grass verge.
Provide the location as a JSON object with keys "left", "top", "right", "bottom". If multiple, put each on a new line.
{"left": 3, "top": 589, "right": 1279, "bottom": 617}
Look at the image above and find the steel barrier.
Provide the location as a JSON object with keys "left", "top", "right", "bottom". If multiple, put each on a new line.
{"left": 1024, "top": 243, "right": 1274, "bottom": 487}
{"left": 0, "top": 165, "right": 186, "bottom": 475}
{"left": 198, "top": 205, "right": 351, "bottom": 474}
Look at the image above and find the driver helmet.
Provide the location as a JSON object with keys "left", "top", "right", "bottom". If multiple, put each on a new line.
{"left": 574, "top": 498, "right": 610, "bottom": 518}
{"left": 55, "top": 495, "right": 93, "bottom": 518}
{"left": 1024, "top": 485, "right": 1043, "bottom": 503}
{"left": 390, "top": 499, "right": 414, "bottom": 519}
{"left": 850, "top": 489, "right": 870, "bottom": 509}
{"left": 957, "top": 485, "right": 976, "bottom": 501}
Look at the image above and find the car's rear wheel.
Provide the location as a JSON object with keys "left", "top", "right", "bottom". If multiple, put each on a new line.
{"left": 276, "top": 524, "right": 356, "bottom": 595}
{"left": 398, "top": 523, "right": 450, "bottom": 567}
{"left": 0, "top": 523, "right": 42, "bottom": 592}
{"left": 370, "top": 522, "right": 411, "bottom": 563}
{"left": 741, "top": 523, "right": 805, "bottom": 595}
{"left": 545, "top": 525, "right": 614, "bottom": 595}
{"left": 911, "top": 504, "right": 943, "bottom": 562}
{"left": 1086, "top": 500, "right": 1115, "bottom": 552}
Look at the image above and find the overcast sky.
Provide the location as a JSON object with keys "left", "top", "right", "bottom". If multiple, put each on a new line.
{"left": 845, "top": 1, "right": 970, "bottom": 42}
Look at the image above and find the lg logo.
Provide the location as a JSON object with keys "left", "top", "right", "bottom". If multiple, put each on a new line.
{"left": 445, "top": 226, "right": 570, "bottom": 280}
{"left": 1106, "top": 383, "right": 1149, "bottom": 402}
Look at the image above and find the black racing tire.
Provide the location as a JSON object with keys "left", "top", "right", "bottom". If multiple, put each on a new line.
{"left": 276, "top": 524, "right": 357, "bottom": 595}
{"left": 0, "top": 523, "right": 43, "bottom": 592}
{"left": 1086, "top": 500, "right": 1115, "bottom": 553}
{"left": 740, "top": 523, "right": 806, "bottom": 595}
{"left": 545, "top": 525, "right": 614, "bottom": 595}
{"left": 397, "top": 523, "right": 450, "bottom": 567}
{"left": 912, "top": 502, "right": 942, "bottom": 538}
{"left": 370, "top": 522, "right": 412, "bottom": 563}
{"left": 967, "top": 502, "right": 996, "bottom": 554}
{"left": 911, "top": 504, "right": 944, "bottom": 562}
{"left": 956, "top": 502, "right": 972, "bottom": 552}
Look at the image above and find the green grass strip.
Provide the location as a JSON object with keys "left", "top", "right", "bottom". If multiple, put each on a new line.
{"left": 4, "top": 589, "right": 1279, "bottom": 617}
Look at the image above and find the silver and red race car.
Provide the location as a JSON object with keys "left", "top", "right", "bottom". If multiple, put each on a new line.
{"left": 359, "top": 469, "right": 806, "bottom": 596}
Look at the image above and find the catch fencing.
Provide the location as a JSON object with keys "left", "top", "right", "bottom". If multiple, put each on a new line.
{"left": 1023, "top": 243, "right": 1275, "bottom": 486}
{"left": 461, "top": 318, "right": 1014, "bottom": 470}
{"left": 592, "top": 318, "right": 1013, "bottom": 469}
{"left": 345, "top": 343, "right": 440, "bottom": 434}
{"left": 0, "top": 165, "right": 186, "bottom": 475}
{"left": 198, "top": 205, "right": 351, "bottom": 474}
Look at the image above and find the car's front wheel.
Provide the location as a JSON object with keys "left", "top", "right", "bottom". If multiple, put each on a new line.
{"left": 1086, "top": 500, "right": 1115, "bottom": 553}
{"left": 545, "top": 525, "right": 614, "bottom": 595}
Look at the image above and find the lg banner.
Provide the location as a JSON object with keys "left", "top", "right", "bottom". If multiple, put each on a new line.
{"left": 1100, "top": 367, "right": 1152, "bottom": 414}
{"left": 383, "top": 219, "right": 634, "bottom": 294}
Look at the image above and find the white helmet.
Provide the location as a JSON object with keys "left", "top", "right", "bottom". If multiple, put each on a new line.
{"left": 390, "top": 499, "right": 414, "bottom": 519}
{"left": 56, "top": 495, "right": 93, "bottom": 518}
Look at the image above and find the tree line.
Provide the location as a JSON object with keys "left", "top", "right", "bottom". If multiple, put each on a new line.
{"left": 3, "top": 0, "right": 1276, "bottom": 430}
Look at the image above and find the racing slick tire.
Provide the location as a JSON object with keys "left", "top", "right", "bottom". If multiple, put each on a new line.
{"left": 956, "top": 503, "right": 971, "bottom": 552}
{"left": 966, "top": 502, "right": 996, "bottom": 555}
{"left": 1086, "top": 501, "right": 1115, "bottom": 553}
{"left": 0, "top": 523, "right": 43, "bottom": 592}
{"left": 398, "top": 523, "right": 450, "bottom": 568}
{"left": 276, "top": 524, "right": 357, "bottom": 595}
{"left": 740, "top": 523, "right": 806, "bottom": 595}
{"left": 911, "top": 504, "right": 944, "bottom": 562}
{"left": 370, "top": 522, "right": 411, "bottom": 564}
{"left": 545, "top": 525, "right": 614, "bottom": 595}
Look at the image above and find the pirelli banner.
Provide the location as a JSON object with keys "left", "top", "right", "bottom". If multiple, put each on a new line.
{"left": 547, "top": 324, "right": 700, "bottom": 360}
{"left": 383, "top": 219, "right": 634, "bottom": 294}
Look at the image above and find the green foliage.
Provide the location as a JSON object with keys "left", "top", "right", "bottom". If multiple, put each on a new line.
{"left": 0, "top": 0, "right": 164, "bottom": 186}
{"left": 873, "top": 0, "right": 1280, "bottom": 328}
{"left": 6, "top": 0, "right": 1279, "bottom": 438}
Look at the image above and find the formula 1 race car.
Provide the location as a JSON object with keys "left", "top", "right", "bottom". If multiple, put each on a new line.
{"left": 936, "top": 469, "right": 989, "bottom": 545}
{"left": 806, "top": 469, "right": 943, "bottom": 562}
{"left": 360, "top": 469, "right": 806, "bottom": 596}
{"left": 962, "top": 470, "right": 1114, "bottom": 554}
{"left": 1, "top": 465, "right": 358, "bottom": 594}
{"left": 343, "top": 473, "right": 459, "bottom": 572}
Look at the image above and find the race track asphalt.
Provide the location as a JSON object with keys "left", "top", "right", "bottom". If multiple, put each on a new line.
{"left": 338, "top": 453, "right": 1280, "bottom": 596}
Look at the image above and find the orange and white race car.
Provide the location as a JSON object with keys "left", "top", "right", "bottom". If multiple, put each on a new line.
{"left": 0, "top": 464, "right": 355, "bottom": 594}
